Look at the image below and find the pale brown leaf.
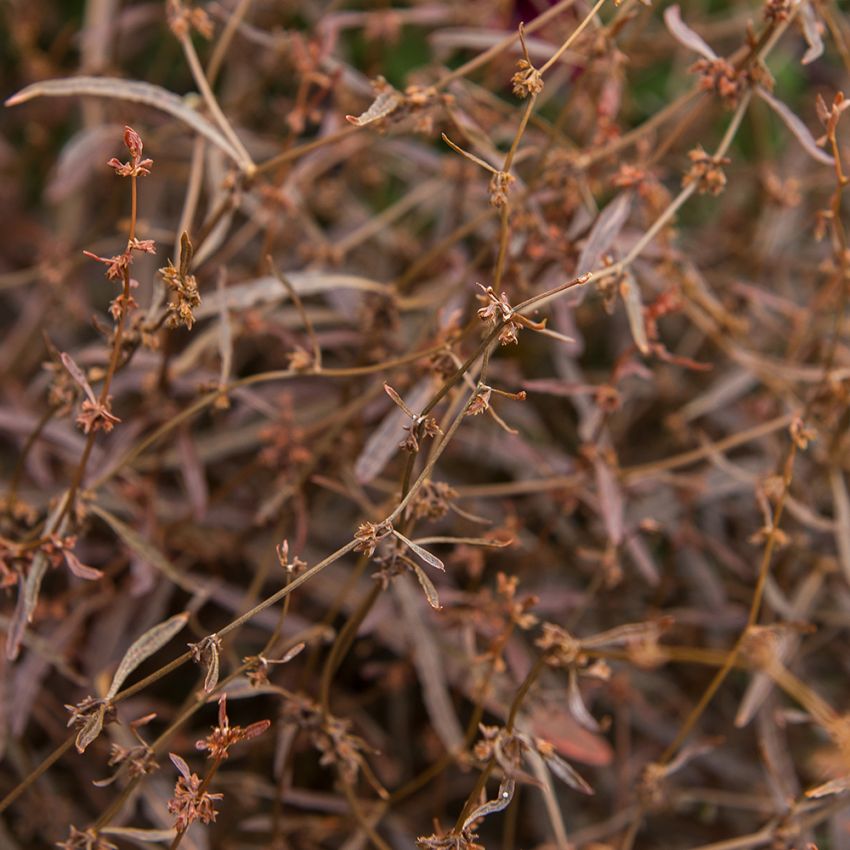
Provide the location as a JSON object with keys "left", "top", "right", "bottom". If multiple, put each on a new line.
{"left": 757, "top": 88, "right": 834, "bottom": 165}
{"left": 462, "top": 777, "right": 515, "bottom": 831}
{"left": 663, "top": 5, "right": 717, "bottom": 60}
{"left": 577, "top": 192, "right": 633, "bottom": 277}
{"left": 75, "top": 704, "right": 106, "bottom": 753}
{"left": 620, "top": 270, "right": 649, "bottom": 355}
{"left": 6, "top": 76, "right": 243, "bottom": 165}
{"left": 830, "top": 468, "right": 850, "bottom": 585}
{"left": 393, "top": 529, "right": 446, "bottom": 571}
{"left": 345, "top": 85, "right": 403, "bottom": 126}
{"left": 800, "top": 2, "right": 824, "bottom": 65}
{"left": 106, "top": 612, "right": 189, "bottom": 699}
{"left": 409, "top": 561, "right": 442, "bottom": 610}
{"left": 101, "top": 826, "right": 177, "bottom": 843}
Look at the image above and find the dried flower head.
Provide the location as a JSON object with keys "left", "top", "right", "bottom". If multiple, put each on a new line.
{"left": 281, "top": 692, "right": 383, "bottom": 790}
{"left": 107, "top": 126, "right": 153, "bottom": 177}
{"left": 488, "top": 170, "right": 515, "bottom": 208}
{"left": 512, "top": 59, "right": 544, "bottom": 99}
{"left": 167, "top": 0, "right": 214, "bottom": 39}
{"left": 276, "top": 539, "right": 308, "bottom": 575}
{"left": 763, "top": 0, "right": 792, "bottom": 23}
{"left": 409, "top": 480, "right": 458, "bottom": 521}
{"left": 682, "top": 145, "right": 731, "bottom": 195}
{"left": 167, "top": 752, "right": 224, "bottom": 832}
{"left": 196, "top": 694, "right": 271, "bottom": 759}
{"left": 160, "top": 233, "right": 201, "bottom": 330}
{"left": 536, "top": 622, "right": 583, "bottom": 666}
{"left": 77, "top": 396, "right": 121, "bottom": 434}
{"left": 690, "top": 58, "right": 746, "bottom": 108}
{"left": 816, "top": 91, "right": 850, "bottom": 147}
{"left": 466, "top": 385, "right": 492, "bottom": 416}
{"left": 354, "top": 520, "right": 394, "bottom": 557}
{"left": 82, "top": 249, "right": 130, "bottom": 281}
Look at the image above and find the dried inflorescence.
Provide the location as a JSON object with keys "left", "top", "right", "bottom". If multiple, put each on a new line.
{"left": 166, "top": 0, "right": 214, "bottom": 39}
{"left": 281, "top": 691, "right": 382, "bottom": 788}
{"left": 167, "top": 753, "right": 224, "bottom": 832}
{"left": 160, "top": 235, "right": 201, "bottom": 331}
{"left": 3, "top": 3, "right": 850, "bottom": 850}
{"left": 195, "top": 694, "right": 271, "bottom": 760}
{"left": 682, "top": 145, "right": 731, "bottom": 195}
{"left": 107, "top": 126, "right": 153, "bottom": 178}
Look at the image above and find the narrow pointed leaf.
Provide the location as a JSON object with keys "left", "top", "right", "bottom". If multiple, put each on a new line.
{"left": 280, "top": 642, "right": 306, "bottom": 663}
{"left": 60, "top": 351, "right": 97, "bottom": 404}
{"left": 830, "top": 468, "right": 850, "bottom": 585}
{"left": 757, "top": 88, "right": 834, "bottom": 165}
{"left": 577, "top": 192, "right": 632, "bottom": 277}
{"left": 410, "top": 561, "right": 442, "bottom": 609}
{"left": 542, "top": 750, "right": 594, "bottom": 794}
{"left": 91, "top": 505, "right": 191, "bottom": 590}
{"left": 106, "top": 612, "right": 189, "bottom": 699}
{"left": 6, "top": 77, "right": 242, "bottom": 165}
{"left": 567, "top": 667, "right": 601, "bottom": 732}
{"left": 663, "top": 5, "right": 717, "bottom": 60}
{"left": 75, "top": 704, "right": 106, "bottom": 753}
{"left": 169, "top": 752, "right": 191, "bottom": 779}
{"left": 101, "top": 827, "right": 176, "bottom": 843}
{"left": 462, "top": 777, "right": 515, "bottom": 831}
{"left": 393, "top": 530, "right": 445, "bottom": 571}
{"left": 64, "top": 550, "right": 104, "bottom": 581}
{"left": 620, "top": 271, "right": 649, "bottom": 355}
{"left": 800, "top": 3, "right": 824, "bottom": 65}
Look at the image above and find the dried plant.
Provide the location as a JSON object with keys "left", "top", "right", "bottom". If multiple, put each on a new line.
{"left": 1, "top": 1, "right": 849, "bottom": 849}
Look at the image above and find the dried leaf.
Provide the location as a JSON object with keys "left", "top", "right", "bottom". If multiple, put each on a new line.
{"left": 177, "top": 428, "right": 208, "bottom": 520}
{"left": 169, "top": 752, "right": 191, "bottom": 779}
{"left": 280, "top": 642, "right": 306, "bottom": 663}
{"left": 60, "top": 351, "right": 97, "bottom": 404}
{"left": 462, "top": 777, "right": 515, "bottom": 831}
{"left": 6, "top": 77, "right": 243, "bottom": 165}
{"left": 106, "top": 612, "right": 189, "bottom": 699}
{"left": 75, "top": 703, "right": 106, "bottom": 753}
{"left": 756, "top": 88, "right": 834, "bottom": 166}
{"left": 345, "top": 85, "right": 403, "bottom": 126}
{"left": 620, "top": 270, "right": 649, "bottom": 355}
{"left": 663, "top": 5, "right": 717, "bottom": 60}
{"left": 806, "top": 775, "right": 850, "bottom": 799}
{"left": 541, "top": 750, "right": 595, "bottom": 794}
{"left": 577, "top": 192, "right": 633, "bottom": 277}
{"left": 195, "top": 271, "right": 391, "bottom": 319}
{"left": 581, "top": 617, "right": 673, "bottom": 650}
{"left": 64, "top": 550, "right": 104, "bottom": 581}
{"left": 409, "top": 561, "right": 442, "bottom": 610}
{"left": 100, "top": 826, "right": 177, "bottom": 843}
{"left": 625, "top": 534, "right": 661, "bottom": 586}
{"left": 200, "top": 639, "right": 220, "bottom": 693}
{"left": 6, "top": 554, "right": 49, "bottom": 660}
{"left": 46, "top": 123, "right": 124, "bottom": 203}
{"left": 593, "top": 454, "right": 624, "bottom": 546}
{"left": 830, "top": 468, "right": 850, "bottom": 585}
{"left": 392, "top": 575, "right": 463, "bottom": 752}
{"left": 393, "top": 530, "right": 446, "bottom": 571}
{"left": 800, "top": 2, "right": 824, "bottom": 65}
{"left": 384, "top": 383, "right": 416, "bottom": 419}
{"left": 91, "top": 504, "right": 192, "bottom": 590}
{"left": 355, "top": 379, "right": 432, "bottom": 483}
{"left": 216, "top": 268, "right": 233, "bottom": 392}
{"left": 567, "top": 667, "right": 601, "bottom": 732}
